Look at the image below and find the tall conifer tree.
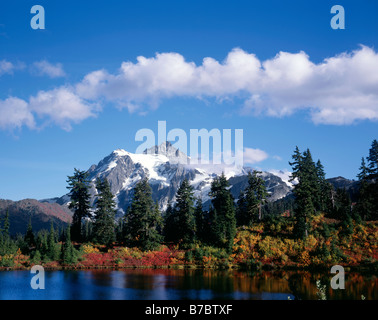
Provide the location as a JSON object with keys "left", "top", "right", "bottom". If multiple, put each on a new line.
{"left": 66, "top": 169, "right": 91, "bottom": 242}
{"left": 174, "top": 179, "right": 196, "bottom": 247}
{"left": 209, "top": 173, "right": 236, "bottom": 252}
{"left": 124, "top": 178, "right": 162, "bottom": 250}
{"left": 93, "top": 178, "right": 116, "bottom": 246}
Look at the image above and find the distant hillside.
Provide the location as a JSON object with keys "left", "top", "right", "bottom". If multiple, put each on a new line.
{"left": 0, "top": 199, "right": 72, "bottom": 236}
{"left": 327, "top": 176, "right": 360, "bottom": 201}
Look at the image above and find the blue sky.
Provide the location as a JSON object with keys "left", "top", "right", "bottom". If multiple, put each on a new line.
{"left": 0, "top": 0, "right": 377, "bottom": 200}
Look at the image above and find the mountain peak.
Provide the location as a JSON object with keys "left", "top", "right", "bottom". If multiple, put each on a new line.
{"left": 143, "top": 141, "right": 190, "bottom": 164}
{"left": 112, "top": 149, "right": 130, "bottom": 157}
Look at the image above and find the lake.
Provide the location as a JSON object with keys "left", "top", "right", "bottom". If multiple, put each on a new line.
{"left": 0, "top": 269, "right": 376, "bottom": 300}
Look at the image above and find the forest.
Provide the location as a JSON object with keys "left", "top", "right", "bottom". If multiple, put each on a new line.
{"left": 0, "top": 140, "right": 377, "bottom": 271}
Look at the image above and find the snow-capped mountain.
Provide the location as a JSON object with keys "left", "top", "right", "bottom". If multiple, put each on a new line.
{"left": 50, "top": 142, "right": 293, "bottom": 217}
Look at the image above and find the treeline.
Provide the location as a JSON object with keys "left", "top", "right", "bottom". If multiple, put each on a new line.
{"left": 287, "top": 139, "right": 377, "bottom": 239}
{"left": 0, "top": 139, "right": 377, "bottom": 266}
{"left": 0, "top": 214, "right": 80, "bottom": 266}
{"left": 68, "top": 171, "right": 243, "bottom": 253}
{"left": 65, "top": 139, "right": 377, "bottom": 249}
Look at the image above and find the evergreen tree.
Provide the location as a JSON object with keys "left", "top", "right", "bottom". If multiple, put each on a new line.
{"left": 357, "top": 157, "right": 369, "bottom": 181}
{"left": 24, "top": 218, "right": 36, "bottom": 248}
{"left": 289, "top": 147, "right": 319, "bottom": 239}
{"left": 237, "top": 171, "right": 269, "bottom": 225}
{"left": 194, "top": 197, "right": 205, "bottom": 242}
{"left": 173, "top": 179, "right": 196, "bottom": 247}
{"left": 163, "top": 201, "right": 177, "bottom": 243}
{"left": 154, "top": 202, "right": 164, "bottom": 237}
{"left": 262, "top": 196, "right": 295, "bottom": 217}
{"left": 39, "top": 231, "right": 49, "bottom": 260}
{"left": 333, "top": 188, "right": 352, "bottom": 220}
{"left": 236, "top": 190, "right": 247, "bottom": 227}
{"left": 93, "top": 178, "right": 116, "bottom": 246}
{"left": 302, "top": 149, "right": 322, "bottom": 212}
{"left": 47, "top": 222, "right": 59, "bottom": 261}
{"left": 367, "top": 139, "right": 378, "bottom": 178}
{"left": 82, "top": 219, "right": 93, "bottom": 243}
{"left": 66, "top": 168, "right": 92, "bottom": 242}
{"left": 356, "top": 141, "right": 378, "bottom": 220}
{"left": 124, "top": 178, "right": 162, "bottom": 251}
{"left": 251, "top": 171, "right": 269, "bottom": 221}
{"left": 208, "top": 173, "right": 236, "bottom": 252}
{"left": 316, "top": 160, "right": 333, "bottom": 213}
{"left": 0, "top": 211, "right": 13, "bottom": 256}
{"left": 61, "top": 225, "right": 76, "bottom": 264}
{"left": 3, "top": 210, "right": 10, "bottom": 239}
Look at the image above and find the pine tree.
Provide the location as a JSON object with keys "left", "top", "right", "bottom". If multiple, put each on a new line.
{"left": 47, "top": 222, "right": 58, "bottom": 261}
{"left": 251, "top": 171, "right": 269, "bottom": 221}
{"left": 302, "top": 149, "right": 322, "bottom": 212}
{"left": 93, "top": 178, "right": 116, "bottom": 246}
{"left": 244, "top": 175, "right": 259, "bottom": 225}
{"left": 39, "top": 231, "right": 49, "bottom": 260}
{"left": 61, "top": 225, "right": 76, "bottom": 264}
{"left": 194, "top": 197, "right": 205, "bottom": 242}
{"left": 367, "top": 139, "right": 378, "bottom": 179}
{"left": 356, "top": 141, "right": 378, "bottom": 220}
{"left": 0, "top": 210, "right": 12, "bottom": 255}
{"left": 3, "top": 210, "right": 10, "bottom": 239}
{"left": 82, "top": 219, "right": 93, "bottom": 243}
{"left": 236, "top": 190, "right": 247, "bottom": 227}
{"left": 237, "top": 171, "right": 269, "bottom": 226}
{"left": 173, "top": 179, "right": 196, "bottom": 247}
{"left": 209, "top": 173, "right": 236, "bottom": 252}
{"left": 163, "top": 201, "right": 177, "bottom": 243}
{"left": 289, "top": 147, "right": 320, "bottom": 239}
{"left": 316, "top": 160, "right": 333, "bottom": 213}
{"left": 66, "top": 168, "right": 92, "bottom": 242}
{"left": 357, "top": 157, "right": 369, "bottom": 181}
{"left": 356, "top": 158, "right": 374, "bottom": 221}
{"left": 333, "top": 188, "right": 352, "bottom": 220}
{"left": 24, "top": 218, "right": 36, "bottom": 249}
{"left": 124, "top": 178, "right": 162, "bottom": 251}
{"left": 154, "top": 202, "right": 164, "bottom": 237}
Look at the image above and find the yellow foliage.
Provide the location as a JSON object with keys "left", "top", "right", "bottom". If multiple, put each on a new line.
{"left": 83, "top": 244, "right": 100, "bottom": 254}
{"left": 258, "top": 236, "right": 287, "bottom": 259}
{"left": 305, "top": 234, "right": 318, "bottom": 250}
{"left": 298, "top": 251, "right": 310, "bottom": 266}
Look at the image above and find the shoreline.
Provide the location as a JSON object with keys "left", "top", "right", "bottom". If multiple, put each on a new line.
{"left": 1, "top": 261, "right": 377, "bottom": 274}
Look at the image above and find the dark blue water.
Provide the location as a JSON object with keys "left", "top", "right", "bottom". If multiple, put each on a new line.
{"left": 0, "top": 269, "right": 376, "bottom": 300}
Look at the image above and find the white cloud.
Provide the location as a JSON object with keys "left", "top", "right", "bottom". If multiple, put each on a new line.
{"left": 0, "top": 97, "right": 35, "bottom": 130}
{"left": 1, "top": 46, "right": 378, "bottom": 131}
{"left": 0, "top": 60, "right": 15, "bottom": 76}
{"left": 0, "top": 87, "right": 98, "bottom": 131}
{"left": 243, "top": 147, "right": 269, "bottom": 164}
{"left": 76, "top": 48, "right": 261, "bottom": 110}
{"left": 29, "top": 87, "right": 98, "bottom": 131}
{"left": 242, "top": 46, "right": 378, "bottom": 124}
{"left": 31, "top": 60, "right": 66, "bottom": 78}
{"left": 75, "top": 46, "right": 378, "bottom": 124}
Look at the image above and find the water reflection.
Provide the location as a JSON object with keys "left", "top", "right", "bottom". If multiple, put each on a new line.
{"left": 0, "top": 269, "right": 376, "bottom": 300}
